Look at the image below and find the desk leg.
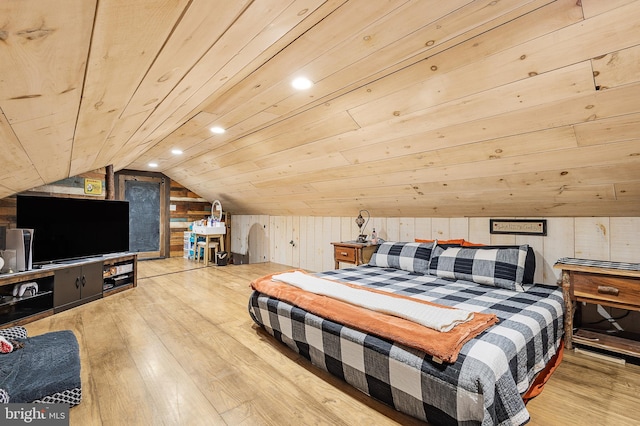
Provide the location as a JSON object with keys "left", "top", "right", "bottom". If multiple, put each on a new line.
{"left": 203, "top": 236, "right": 210, "bottom": 266}
{"left": 561, "top": 270, "right": 574, "bottom": 350}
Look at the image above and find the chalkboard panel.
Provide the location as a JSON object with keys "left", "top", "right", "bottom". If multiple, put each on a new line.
{"left": 125, "top": 181, "right": 160, "bottom": 252}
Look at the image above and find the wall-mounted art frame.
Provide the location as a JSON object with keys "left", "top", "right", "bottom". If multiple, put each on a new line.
{"left": 84, "top": 178, "right": 103, "bottom": 195}
{"left": 490, "top": 219, "right": 547, "bottom": 236}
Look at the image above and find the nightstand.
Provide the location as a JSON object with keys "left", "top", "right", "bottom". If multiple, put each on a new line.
{"left": 555, "top": 260, "right": 640, "bottom": 357}
{"left": 331, "top": 242, "right": 376, "bottom": 269}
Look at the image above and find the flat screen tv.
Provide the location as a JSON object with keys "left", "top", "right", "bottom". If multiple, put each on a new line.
{"left": 16, "top": 195, "right": 130, "bottom": 264}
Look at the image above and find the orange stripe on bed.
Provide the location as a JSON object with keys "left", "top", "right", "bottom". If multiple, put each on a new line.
{"left": 251, "top": 270, "right": 499, "bottom": 364}
{"left": 523, "top": 340, "right": 564, "bottom": 403}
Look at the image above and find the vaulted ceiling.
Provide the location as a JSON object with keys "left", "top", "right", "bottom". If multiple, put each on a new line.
{"left": 1, "top": 0, "right": 639, "bottom": 217}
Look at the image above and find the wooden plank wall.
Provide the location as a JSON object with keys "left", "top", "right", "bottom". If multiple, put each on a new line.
{"left": 23, "top": 169, "right": 108, "bottom": 200}
{"left": 0, "top": 168, "right": 107, "bottom": 252}
{"left": 232, "top": 215, "right": 640, "bottom": 285}
{"left": 0, "top": 197, "right": 16, "bottom": 229}
{"left": 0, "top": 169, "right": 107, "bottom": 229}
{"left": 230, "top": 214, "right": 270, "bottom": 265}
{"left": 1, "top": 175, "right": 213, "bottom": 259}
{"left": 169, "top": 181, "right": 211, "bottom": 258}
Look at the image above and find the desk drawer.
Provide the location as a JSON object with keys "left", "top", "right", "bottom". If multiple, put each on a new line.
{"left": 334, "top": 246, "right": 357, "bottom": 264}
{"left": 571, "top": 271, "right": 640, "bottom": 309}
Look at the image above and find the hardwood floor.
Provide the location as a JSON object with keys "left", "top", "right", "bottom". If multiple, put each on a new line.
{"left": 23, "top": 258, "right": 640, "bottom": 425}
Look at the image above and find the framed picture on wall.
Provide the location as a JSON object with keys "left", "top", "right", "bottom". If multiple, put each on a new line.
{"left": 490, "top": 219, "right": 547, "bottom": 236}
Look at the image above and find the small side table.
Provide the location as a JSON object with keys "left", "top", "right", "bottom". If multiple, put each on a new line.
{"left": 554, "top": 260, "right": 640, "bottom": 357}
{"left": 331, "top": 242, "right": 376, "bottom": 269}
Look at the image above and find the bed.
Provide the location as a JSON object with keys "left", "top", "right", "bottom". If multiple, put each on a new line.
{"left": 248, "top": 241, "right": 564, "bottom": 425}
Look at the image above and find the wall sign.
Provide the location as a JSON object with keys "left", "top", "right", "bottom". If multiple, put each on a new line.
{"left": 84, "top": 178, "right": 103, "bottom": 195}
{"left": 490, "top": 219, "right": 547, "bottom": 236}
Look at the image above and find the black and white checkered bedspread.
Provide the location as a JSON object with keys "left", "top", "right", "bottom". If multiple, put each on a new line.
{"left": 248, "top": 265, "right": 564, "bottom": 425}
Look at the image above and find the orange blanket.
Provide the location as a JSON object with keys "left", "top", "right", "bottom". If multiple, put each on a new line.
{"left": 251, "top": 271, "right": 499, "bottom": 363}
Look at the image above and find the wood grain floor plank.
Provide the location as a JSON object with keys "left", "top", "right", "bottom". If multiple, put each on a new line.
{"left": 21, "top": 258, "right": 640, "bottom": 425}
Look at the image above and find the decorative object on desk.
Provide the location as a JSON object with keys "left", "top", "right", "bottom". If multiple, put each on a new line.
{"left": 211, "top": 199, "right": 223, "bottom": 222}
{"left": 355, "top": 209, "right": 370, "bottom": 243}
{"left": 490, "top": 219, "right": 547, "bottom": 236}
{"left": 371, "top": 228, "right": 377, "bottom": 244}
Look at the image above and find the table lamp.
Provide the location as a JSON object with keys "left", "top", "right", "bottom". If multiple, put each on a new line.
{"left": 355, "top": 209, "right": 370, "bottom": 243}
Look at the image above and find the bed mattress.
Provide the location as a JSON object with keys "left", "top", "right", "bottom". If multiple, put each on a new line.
{"left": 248, "top": 265, "right": 563, "bottom": 425}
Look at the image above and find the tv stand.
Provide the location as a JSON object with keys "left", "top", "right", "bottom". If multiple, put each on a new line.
{"left": 0, "top": 253, "right": 137, "bottom": 327}
{"left": 103, "top": 254, "right": 137, "bottom": 295}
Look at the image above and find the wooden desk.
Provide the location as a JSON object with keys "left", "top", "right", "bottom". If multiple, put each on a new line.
{"left": 555, "top": 261, "right": 640, "bottom": 357}
{"left": 331, "top": 242, "right": 376, "bottom": 269}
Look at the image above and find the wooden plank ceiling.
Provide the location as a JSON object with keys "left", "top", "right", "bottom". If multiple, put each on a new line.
{"left": 1, "top": 0, "right": 639, "bottom": 217}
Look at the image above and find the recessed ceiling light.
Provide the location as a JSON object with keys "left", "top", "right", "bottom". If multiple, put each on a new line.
{"left": 148, "top": 162, "right": 158, "bottom": 168}
{"left": 171, "top": 149, "right": 183, "bottom": 155}
{"left": 210, "top": 126, "right": 226, "bottom": 134}
{"left": 292, "top": 77, "right": 313, "bottom": 90}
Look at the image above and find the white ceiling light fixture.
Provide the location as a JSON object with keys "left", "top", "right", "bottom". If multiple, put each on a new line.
{"left": 210, "top": 126, "right": 226, "bottom": 134}
{"left": 291, "top": 77, "right": 313, "bottom": 90}
{"left": 148, "top": 162, "right": 158, "bottom": 168}
{"left": 171, "top": 149, "right": 183, "bottom": 155}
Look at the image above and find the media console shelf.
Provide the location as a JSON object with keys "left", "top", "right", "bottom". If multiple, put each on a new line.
{"left": 103, "top": 254, "right": 137, "bottom": 296}
{"left": 0, "top": 253, "right": 137, "bottom": 327}
{"left": 0, "top": 269, "right": 54, "bottom": 326}
{"left": 555, "top": 258, "right": 640, "bottom": 358}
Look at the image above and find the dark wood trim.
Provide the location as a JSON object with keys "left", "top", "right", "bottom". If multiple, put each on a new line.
{"left": 105, "top": 165, "right": 115, "bottom": 200}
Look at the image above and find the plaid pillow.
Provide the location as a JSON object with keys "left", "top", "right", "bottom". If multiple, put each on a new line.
{"left": 368, "top": 241, "right": 434, "bottom": 274}
{"left": 462, "top": 245, "right": 536, "bottom": 284}
{"left": 429, "top": 245, "right": 529, "bottom": 291}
